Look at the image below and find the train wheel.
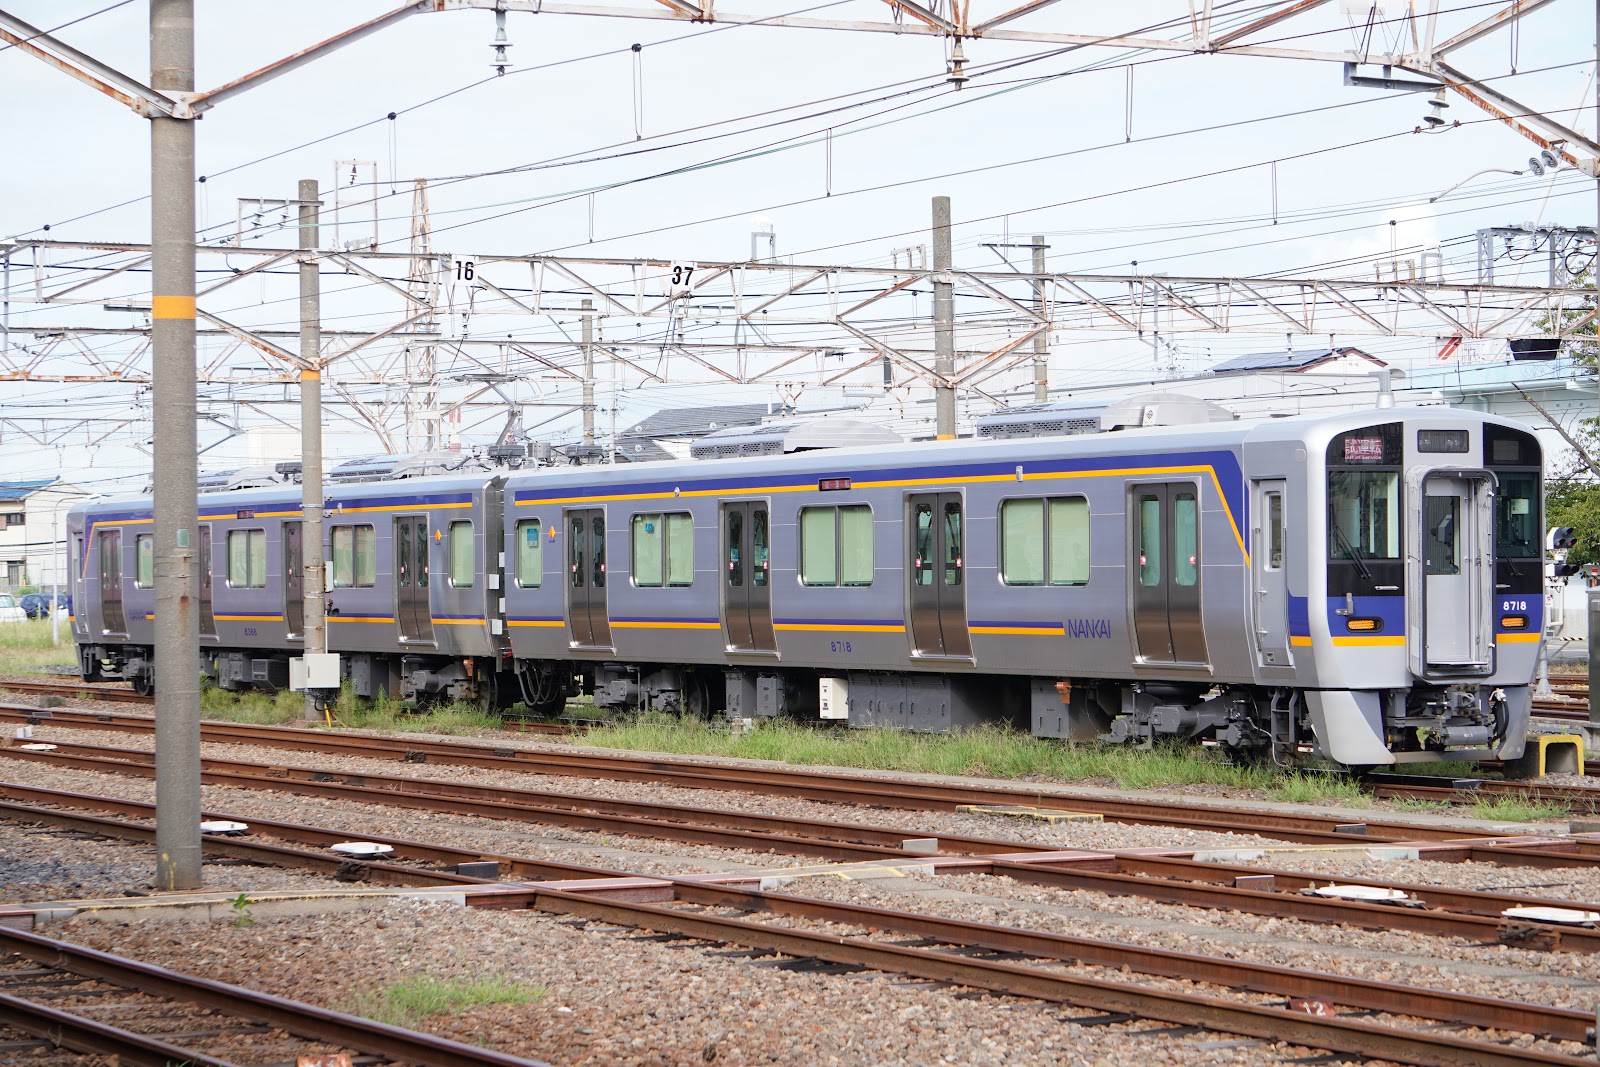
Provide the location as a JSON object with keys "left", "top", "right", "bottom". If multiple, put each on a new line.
{"left": 475, "top": 673, "right": 500, "bottom": 716}
{"left": 132, "top": 673, "right": 154, "bottom": 698}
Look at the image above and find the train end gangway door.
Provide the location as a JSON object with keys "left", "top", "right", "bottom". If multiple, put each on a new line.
{"left": 1408, "top": 468, "right": 1495, "bottom": 678}
{"left": 394, "top": 515, "right": 436, "bottom": 645}
{"left": 907, "top": 492, "right": 972, "bottom": 659}
{"left": 283, "top": 520, "right": 304, "bottom": 640}
{"left": 566, "top": 508, "right": 613, "bottom": 649}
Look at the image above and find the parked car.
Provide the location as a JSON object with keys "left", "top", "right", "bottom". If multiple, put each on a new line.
{"left": 18, "top": 593, "right": 68, "bottom": 619}
{"left": 0, "top": 594, "right": 26, "bottom": 623}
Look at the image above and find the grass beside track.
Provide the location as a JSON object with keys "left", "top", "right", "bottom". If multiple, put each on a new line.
{"left": 573, "top": 715, "right": 1382, "bottom": 806}
{"left": 0, "top": 619, "right": 77, "bottom": 676}
{"left": 341, "top": 974, "right": 547, "bottom": 1030}
{"left": 198, "top": 683, "right": 505, "bottom": 733}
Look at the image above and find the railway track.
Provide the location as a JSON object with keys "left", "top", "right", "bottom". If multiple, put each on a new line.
{"left": 0, "top": 923, "right": 552, "bottom": 1067}
{"left": 0, "top": 783, "right": 1594, "bottom": 1066}
{"left": 0, "top": 704, "right": 1567, "bottom": 845}
{"left": 0, "top": 679, "right": 152, "bottom": 705}
{"left": 9, "top": 738, "right": 1600, "bottom": 950}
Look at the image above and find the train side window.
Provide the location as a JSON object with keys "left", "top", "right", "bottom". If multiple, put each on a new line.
{"left": 227, "top": 529, "right": 266, "bottom": 588}
{"left": 1137, "top": 496, "right": 1161, "bottom": 586}
{"left": 134, "top": 534, "right": 154, "bottom": 588}
{"left": 943, "top": 504, "right": 963, "bottom": 586}
{"left": 1493, "top": 472, "right": 1539, "bottom": 559}
{"left": 631, "top": 511, "right": 692, "bottom": 589}
{"left": 1001, "top": 500, "right": 1044, "bottom": 585}
{"left": 1048, "top": 498, "right": 1089, "bottom": 585}
{"left": 726, "top": 510, "right": 744, "bottom": 588}
{"left": 801, "top": 505, "right": 873, "bottom": 587}
{"left": 801, "top": 507, "right": 836, "bottom": 586}
{"left": 913, "top": 504, "right": 934, "bottom": 587}
{"left": 515, "top": 519, "right": 543, "bottom": 588}
{"left": 1424, "top": 496, "right": 1460, "bottom": 576}
{"left": 1327, "top": 471, "right": 1401, "bottom": 561}
{"left": 569, "top": 516, "right": 585, "bottom": 588}
{"left": 331, "top": 526, "right": 376, "bottom": 588}
{"left": 448, "top": 522, "right": 474, "bottom": 587}
{"left": 1266, "top": 493, "right": 1283, "bottom": 570}
{"left": 1002, "top": 497, "right": 1089, "bottom": 587}
{"left": 1174, "top": 493, "right": 1199, "bottom": 587}
{"left": 839, "top": 506, "right": 873, "bottom": 586}
{"left": 355, "top": 526, "right": 376, "bottom": 587}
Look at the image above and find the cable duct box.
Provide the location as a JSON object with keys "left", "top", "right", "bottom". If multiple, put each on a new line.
{"left": 290, "top": 653, "right": 341, "bottom": 691}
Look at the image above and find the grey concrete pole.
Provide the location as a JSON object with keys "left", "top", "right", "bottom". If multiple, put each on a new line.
{"left": 1031, "top": 236, "right": 1049, "bottom": 404}
{"left": 299, "top": 180, "right": 326, "bottom": 723}
{"left": 1588, "top": 588, "right": 1599, "bottom": 723}
{"left": 582, "top": 298, "right": 595, "bottom": 445}
{"left": 932, "top": 196, "right": 955, "bottom": 440}
{"left": 150, "top": 0, "right": 201, "bottom": 892}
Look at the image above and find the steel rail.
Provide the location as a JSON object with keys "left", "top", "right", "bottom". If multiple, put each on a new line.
{"left": 0, "top": 785, "right": 1593, "bottom": 1054}
{"left": 501, "top": 888, "right": 1593, "bottom": 1067}
{"left": 0, "top": 926, "right": 555, "bottom": 1067}
{"left": 0, "top": 683, "right": 150, "bottom": 704}
{"left": 9, "top": 744, "right": 1600, "bottom": 951}
{"left": 0, "top": 707, "right": 1531, "bottom": 844}
{"left": 0, "top": 988, "right": 246, "bottom": 1067}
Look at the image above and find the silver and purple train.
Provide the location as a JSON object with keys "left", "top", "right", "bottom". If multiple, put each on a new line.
{"left": 68, "top": 400, "right": 1545, "bottom": 768}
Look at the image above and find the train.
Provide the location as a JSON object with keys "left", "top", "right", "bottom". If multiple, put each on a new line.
{"left": 67, "top": 397, "right": 1546, "bottom": 768}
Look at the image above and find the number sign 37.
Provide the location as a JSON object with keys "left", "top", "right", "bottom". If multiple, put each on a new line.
{"left": 667, "top": 262, "right": 697, "bottom": 297}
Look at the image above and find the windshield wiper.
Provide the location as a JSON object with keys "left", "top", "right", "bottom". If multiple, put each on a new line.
{"left": 1332, "top": 524, "right": 1373, "bottom": 581}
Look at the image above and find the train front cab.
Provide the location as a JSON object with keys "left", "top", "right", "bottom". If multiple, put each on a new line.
{"left": 1303, "top": 417, "right": 1540, "bottom": 766}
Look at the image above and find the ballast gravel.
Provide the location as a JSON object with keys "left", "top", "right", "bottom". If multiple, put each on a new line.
{"left": 5, "top": 711, "right": 1600, "bottom": 1064}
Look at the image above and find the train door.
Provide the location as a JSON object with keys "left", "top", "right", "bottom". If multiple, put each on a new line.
{"left": 283, "top": 520, "right": 304, "bottom": 639}
{"left": 1250, "top": 480, "right": 1290, "bottom": 667}
{"left": 71, "top": 532, "right": 87, "bottom": 637}
{"left": 566, "top": 508, "right": 612, "bottom": 648}
{"left": 97, "top": 529, "right": 125, "bottom": 635}
{"left": 1414, "top": 471, "right": 1494, "bottom": 674}
{"left": 198, "top": 525, "right": 216, "bottom": 639}
{"left": 907, "top": 492, "right": 972, "bottom": 658}
{"left": 722, "top": 502, "right": 776, "bottom": 653}
{"left": 394, "top": 515, "right": 435, "bottom": 644}
{"left": 1131, "top": 482, "right": 1207, "bottom": 664}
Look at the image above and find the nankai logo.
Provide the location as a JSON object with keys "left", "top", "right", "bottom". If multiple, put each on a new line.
{"left": 1065, "top": 618, "right": 1112, "bottom": 639}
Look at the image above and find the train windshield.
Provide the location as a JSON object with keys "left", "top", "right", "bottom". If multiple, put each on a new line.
{"left": 1494, "top": 471, "right": 1540, "bottom": 559}
{"left": 1326, "top": 471, "right": 1400, "bottom": 562}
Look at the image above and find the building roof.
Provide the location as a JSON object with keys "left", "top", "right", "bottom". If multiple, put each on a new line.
{"left": 0, "top": 479, "right": 58, "bottom": 503}
{"left": 1209, "top": 346, "right": 1387, "bottom": 374}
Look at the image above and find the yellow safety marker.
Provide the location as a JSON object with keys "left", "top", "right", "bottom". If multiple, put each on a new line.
{"left": 956, "top": 804, "right": 1102, "bottom": 823}
{"left": 151, "top": 295, "right": 196, "bottom": 319}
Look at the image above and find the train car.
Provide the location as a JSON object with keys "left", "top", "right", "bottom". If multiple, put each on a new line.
{"left": 497, "top": 401, "right": 1542, "bottom": 767}
{"left": 69, "top": 399, "right": 1544, "bottom": 768}
{"left": 68, "top": 472, "right": 508, "bottom": 707}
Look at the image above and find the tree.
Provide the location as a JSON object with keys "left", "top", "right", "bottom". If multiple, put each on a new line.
{"left": 1527, "top": 273, "right": 1598, "bottom": 565}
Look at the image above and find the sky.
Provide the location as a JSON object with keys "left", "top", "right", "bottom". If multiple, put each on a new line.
{"left": 0, "top": 0, "right": 1595, "bottom": 487}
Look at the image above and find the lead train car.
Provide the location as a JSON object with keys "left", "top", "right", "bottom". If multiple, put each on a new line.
{"left": 69, "top": 404, "right": 1543, "bottom": 768}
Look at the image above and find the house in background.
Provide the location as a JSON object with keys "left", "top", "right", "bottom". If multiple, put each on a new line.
{"left": 0, "top": 479, "right": 90, "bottom": 590}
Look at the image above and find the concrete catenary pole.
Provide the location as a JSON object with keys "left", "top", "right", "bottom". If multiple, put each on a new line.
{"left": 1031, "top": 236, "right": 1049, "bottom": 404}
{"left": 932, "top": 196, "right": 955, "bottom": 440}
{"left": 299, "top": 180, "right": 326, "bottom": 723}
{"left": 150, "top": 0, "right": 201, "bottom": 891}
{"left": 582, "top": 298, "right": 595, "bottom": 445}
